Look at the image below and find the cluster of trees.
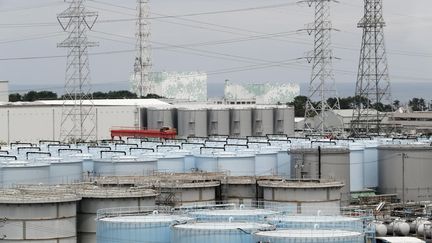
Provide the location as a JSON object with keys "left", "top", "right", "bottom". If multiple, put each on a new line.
{"left": 9, "top": 90, "right": 163, "bottom": 102}
{"left": 290, "top": 96, "right": 429, "bottom": 117}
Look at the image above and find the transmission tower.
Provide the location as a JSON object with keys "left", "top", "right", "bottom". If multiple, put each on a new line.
{"left": 302, "top": 0, "right": 340, "bottom": 135}
{"left": 57, "top": 0, "right": 98, "bottom": 142}
{"left": 351, "top": 0, "right": 391, "bottom": 135}
{"left": 132, "top": 0, "right": 152, "bottom": 97}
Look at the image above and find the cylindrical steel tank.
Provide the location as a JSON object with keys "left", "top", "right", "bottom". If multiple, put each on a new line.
{"left": 177, "top": 108, "right": 208, "bottom": 138}
{"left": 146, "top": 107, "right": 175, "bottom": 130}
{"left": 255, "top": 150, "right": 278, "bottom": 176}
{"left": 0, "top": 189, "right": 80, "bottom": 242}
{"left": 387, "top": 220, "right": 410, "bottom": 236}
{"left": 78, "top": 187, "right": 157, "bottom": 243}
{"left": 274, "top": 106, "right": 295, "bottom": 136}
{"left": 207, "top": 108, "right": 230, "bottom": 136}
{"left": 113, "top": 156, "right": 157, "bottom": 176}
{"left": 217, "top": 152, "right": 255, "bottom": 176}
{"left": 290, "top": 147, "right": 351, "bottom": 204}
{"left": 188, "top": 207, "right": 278, "bottom": 221}
{"left": 378, "top": 145, "right": 432, "bottom": 202}
{"left": 349, "top": 143, "right": 365, "bottom": 192}
{"left": 258, "top": 180, "right": 344, "bottom": 215}
{"left": 156, "top": 154, "right": 185, "bottom": 173}
{"left": 97, "top": 214, "right": 193, "bottom": 243}
{"left": 172, "top": 222, "right": 274, "bottom": 243}
{"left": 375, "top": 222, "right": 388, "bottom": 237}
{"left": 363, "top": 141, "right": 379, "bottom": 188}
{"left": 46, "top": 158, "right": 83, "bottom": 184}
{"left": 230, "top": 108, "right": 252, "bottom": 137}
{"left": 195, "top": 155, "right": 218, "bottom": 173}
{"left": 253, "top": 229, "right": 364, "bottom": 243}
{"left": 1, "top": 161, "right": 50, "bottom": 187}
{"left": 252, "top": 107, "right": 274, "bottom": 136}
{"left": 269, "top": 215, "right": 363, "bottom": 232}
{"left": 157, "top": 181, "right": 220, "bottom": 207}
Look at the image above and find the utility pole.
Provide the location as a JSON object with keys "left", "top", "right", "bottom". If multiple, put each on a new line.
{"left": 351, "top": 0, "right": 391, "bottom": 136}
{"left": 301, "top": 0, "right": 341, "bottom": 135}
{"left": 58, "top": 0, "right": 98, "bottom": 142}
{"left": 132, "top": 0, "right": 152, "bottom": 97}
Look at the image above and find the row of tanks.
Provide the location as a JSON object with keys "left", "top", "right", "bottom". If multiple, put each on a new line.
{"left": 144, "top": 105, "right": 295, "bottom": 138}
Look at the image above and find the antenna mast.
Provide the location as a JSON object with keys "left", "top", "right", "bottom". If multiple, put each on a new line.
{"left": 58, "top": 0, "right": 98, "bottom": 142}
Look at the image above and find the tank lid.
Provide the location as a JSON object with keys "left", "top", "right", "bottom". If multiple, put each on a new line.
{"left": 190, "top": 209, "right": 278, "bottom": 217}
{"left": 269, "top": 215, "right": 361, "bottom": 222}
{"left": 0, "top": 189, "right": 81, "bottom": 204}
{"left": 258, "top": 179, "right": 344, "bottom": 189}
{"left": 99, "top": 215, "right": 193, "bottom": 223}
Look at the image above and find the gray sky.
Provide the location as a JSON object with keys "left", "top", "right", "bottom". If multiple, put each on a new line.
{"left": 0, "top": 0, "right": 431, "bottom": 101}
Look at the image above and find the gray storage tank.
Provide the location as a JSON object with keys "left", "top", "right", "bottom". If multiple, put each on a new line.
{"left": 290, "top": 147, "right": 351, "bottom": 204}
{"left": 208, "top": 108, "right": 230, "bottom": 136}
{"left": 230, "top": 107, "right": 252, "bottom": 137}
{"left": 147, "top": 107, "right": 175, "bottom": 130}
{"left": 0, "top": 188, "right": 80, "bottom": 242}
{"left": 177, "top": 108, "right": 208, "bottom": 138}
{"left": 252, "top": 107, "right": 274, "bottom": 136}
{"left": 274, "top": 106, "right": 295, "bottom": 136}
{"left": 378, "top": 145, "right": 432, "bottom": 202}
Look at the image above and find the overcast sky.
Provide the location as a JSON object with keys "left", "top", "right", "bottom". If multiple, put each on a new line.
{"left": 0, "top": 0, "right": 431, "bottom": 101}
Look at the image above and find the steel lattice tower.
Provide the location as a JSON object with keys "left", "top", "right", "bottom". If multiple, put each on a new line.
{"left": 351, "top": 0, "right": 391, "bottom": 135}
{"left": 57, "top": 0, "right": 98, "bottom": 142}
{"left": 132, "top": 0, "right": 152, "bottom": 97}
{"left": 302, "top": 0, "right": 340, "bottom": 135}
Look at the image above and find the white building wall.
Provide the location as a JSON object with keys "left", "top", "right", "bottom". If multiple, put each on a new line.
{"left": 0, "top": 106, "right": 138, "bottom": 143}
{"left": 0, "top": 81, "right": 8, "bottom": 102}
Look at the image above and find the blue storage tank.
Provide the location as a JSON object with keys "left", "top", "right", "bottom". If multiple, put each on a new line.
{"left": 1, "top": 161, "right": 50, "bottom": 187}
{"left": 97, "top": 214, "right": 193, "bottom": 243}
{"left": 195, "top": 155, "right": 218, "bottom": 173}
{"left": 349, "top": 143, "right": 365, "bottom": 191}
{"left": 36, "top": 157, "right": 83, "bottom": 184}
{"left": 253, "top": 229, "right": 364, "bottom": 243}
{"left": 363, "top": 141, "right": 379, "bottom": 188}
{"left": 276, "top": 150, "right": 291, "bottom": 177}
{"left": 268, "top": 215, "right": 364, "bottom": 232}
{"left": 156, "top": 154, "right": 185, "bottom": 173}
{"left": 113, "top": 156, "right": 157, "bottom": 176}
{"left": 217, "top": 152, "right": 255, "bottom": 176}
{"left": 255, "top": 150, "right": 278, "bottom": 176}
{"left": 171, "top": 222, "right": 274, "bottom": 243}
{"left": 189, "top": 207, "right": 278, "bottom": 221}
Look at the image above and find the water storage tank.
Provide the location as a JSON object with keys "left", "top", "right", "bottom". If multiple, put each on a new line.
{"left": 112, "top": 156, "right": 157, "bottom": 176}
{"left": 195, "top": 154, "right": 218, "bottom": 172}
{"left": 252, "top": 107, "right": 274, "bottom": 136}
{"left": 349, "top": 143, "right": 365, "bottom": 192}
{"left": 45, "top": 157, "right": 83, "bottom": 184}
{"left": 0, "top": 189, "right": 80, "bottom": 242}
{"left": 1, "top": 161, "right": 50, "bottom": 187}
{"left": 78, "top": 187, "right": 157, "bottom": 243}
{"left": 274, "top": 106, "right": 295, "bottom": 136}
{"left": 378, "top": 145, "right": 432, "bottom": 201}
{"left": 172, "top": 222, "right": 274, "bottom": 243}
{"left": 156, "top": 154, "right": 185, "bottom": 173}
{"left": 253, "top": 229, "right": 364, "bottom": 243}
{"left": 230, "top": 107, "right": 252, "bottom": 137}
{"left": 258, "top": 180, "right": 344, "bottom": 215}
{"left": 97, "top": 214, "right": 193, "bottom": 243}
{"left": 189, "top": 207, "right": 278, "bottom": 221}
{"left": 147, "top": 107, "right": 175, "bottom": 130}
{"left": 217, "top": 152, "right": 255, "bottom": 176}
{"left": 290, "top": 147, "right": 351, "bottom": 204}
{"left": 269, "top": 215, "right": 363, "bottom": 232}
{"left": 177, "top": 108, "right": 208, "bottom": 138}
{"left": 255, "top": 150, "right": 278, "bottom": 176}
{"left": 363, "top": 141, "right": 379, "bottom": 188}
{"left": 276, "top": 149, "right": 291, "bottom": 177}
{"left": 208, "top": 108, "right": 230, "bottom": 136}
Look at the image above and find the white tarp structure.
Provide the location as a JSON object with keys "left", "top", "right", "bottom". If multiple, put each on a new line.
{"left": 131, "top": 71, "right": 208, "bottom": 101}
{"left": 224, "top": 80, "right": 300, "bottom": 105}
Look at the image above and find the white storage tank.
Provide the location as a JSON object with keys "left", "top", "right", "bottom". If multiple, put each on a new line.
{"left": 217, "top": 152, "right": 255, "bottom": 176}
{"left": 1, "top": 161, "right": 50, "bottom": 187}
{"left": 188, "top": 206, "right": 278, "bottom": 221}
{"left": 0, "top": 189, "right": 80, "bottom": 242}
{"left": 252, "top": 107, "right": 274, "bottom": 136}
{"left": 155, "top": 154, "right": 185, "bottom": 173}
{"left": 171, "top": 221, "right": 274, "bottom": 243}
{"left": 230, "top": 108, "right": 252, "bottom": 137}
{"left": 177, "top": 108, "right": 208, "bottom": 138}
{"left": 195, "top": 154, "right": 219, "bottom": 173}
{"left": 269, "top": 215, "right": 363, "bottom": 232}
{"left": 147, "top": 107, "right": 175, "bottom": 130}
{"left": 208, "top": 108, "right": 230, "bottom": 136}
{"left": 349, "top": 143, "right": 365, "bottom": 192}
{"left": 274, "top": 106, "right": 295, "bottom": 136}
{"left": 253, "top": 229, "right": 364, "bottom": 243}
{"left": 43, "top": 157, "right": 83, "bottom": 184}
{"left": 378, "top": 144, "right": 432, "bottom": 202}
{"left": 255, "top": 150, "right": 278, "bottom": 176}
{"left": 363, "top": 140, "right": 379, "bottom": 188}
{"left": 97, "top": 213, "right": 193, "bottom": 243}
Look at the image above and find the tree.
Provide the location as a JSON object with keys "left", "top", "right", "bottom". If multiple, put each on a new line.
{"left": 289, "top": 96, "right": 308, "bottom": 117}
{"left": 22, "top": 91, "right": 57, "bottom": 101}
{"left": 409, "top": 98, "right": 426, "bottom": 111}
{"left": 9, "top": 93, "right": 22, "bottom": 102}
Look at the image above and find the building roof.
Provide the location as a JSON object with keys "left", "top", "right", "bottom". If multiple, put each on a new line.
{"left": 8, "top": 99, "right": 172, "bottom": 108}
{"left": 331, "top": 109, "right": 380, "bottom": 118}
